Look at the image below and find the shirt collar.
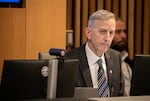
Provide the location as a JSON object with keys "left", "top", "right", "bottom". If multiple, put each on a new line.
{"left": 120, "top": 50, "right": 128, "bottom": 61}
{"left": 85, "top": 42, "right": 105, "bottom": 65}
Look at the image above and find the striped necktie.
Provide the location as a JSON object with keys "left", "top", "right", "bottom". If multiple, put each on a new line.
{"left": 97, "top": 59, "right": 110, "bottom": 97}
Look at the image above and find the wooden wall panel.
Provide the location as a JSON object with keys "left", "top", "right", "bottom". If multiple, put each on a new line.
{"left": 120, "top": 0, "right": 127, "bottom": 23}
{"left": 0, "top": 8, "right": 26, "bottom": 78}
{"left": 105, "top": 0, "right": 112, "bottom": 11}
{"left": 112, "top": 0, "right": 119, "bottom": 16}
{"left": 135, "top": 0, "right": 142, "bottom": 54}
{"left": 81, "top": 0, "right": 88, "bottom": 44}
{"left": 26, "top": 0, "right": 66, "bottom": 59}
{"left": 89, "top": 0, "right": 96, "bottom": 15}
{"left": 97, "top": 0, "right": 104, "bottom": 10}
{"left": 67, "top": 0, "right": 73, "bottom": 30}
{"left": 128, "top": 0, "right": 134, "bottom": 59}
{"left": 74, "top": 0, "right": 81, "bottom": 47}
{"left": 143, "top": 0, "right": 150, "bottom": 54}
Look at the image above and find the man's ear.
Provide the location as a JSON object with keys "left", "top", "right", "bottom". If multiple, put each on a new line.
{"left": 85, "top": 27, "right": 92, "bottom": 39}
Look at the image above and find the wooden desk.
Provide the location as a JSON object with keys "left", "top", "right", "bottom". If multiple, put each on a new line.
{"left": 89, "top": 96, "right": 150, "bottom": 101}
{"left": 25, "top": 96, "right": 150, "bottom": 101}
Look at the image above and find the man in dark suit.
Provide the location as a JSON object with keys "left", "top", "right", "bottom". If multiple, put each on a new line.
{"left": 65, "top": 9, "right": 124, "bottom": 97}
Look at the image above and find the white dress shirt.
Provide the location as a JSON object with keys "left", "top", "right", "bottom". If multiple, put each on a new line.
{"left": 85, "top": 42, "right": 108, "bottom": 88}
{"left": 121, "top": 51, "right": 132, "bottom": 96}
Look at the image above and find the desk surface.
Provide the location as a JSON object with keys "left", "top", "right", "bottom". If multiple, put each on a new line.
{"left": 25, "top": 96, "right": 150, "bottom": 101}
{"left": 89, "top": 95, "right": 150, "bottom": 101}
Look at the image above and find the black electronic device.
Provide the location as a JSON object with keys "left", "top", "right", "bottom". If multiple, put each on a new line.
{"left": 0, "top": 59, "right": 79, "bottom": 100}
{"left": 130, "top": 54, "right": 150, "bottom": 96}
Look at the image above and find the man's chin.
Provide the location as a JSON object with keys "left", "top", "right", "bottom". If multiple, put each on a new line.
{"left": 116, "top": 46, "right": 126, "bottom": 51}
{"left": 102, "top": 47, "right": 109, "bottom": 52}
{"left": 111, "top": 44, "right": 126, "bottom": 51}
{"left": 118, "top": 42, "right": 126, "bottom": 47}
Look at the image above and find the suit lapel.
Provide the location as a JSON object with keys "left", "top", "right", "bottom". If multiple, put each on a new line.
{"left": 105, "top": 52, "right": 114, "bottom": 74}
{"left": 105, "top": 51, "right": 114, "bottom": 92}
{"left": 79, "top": 45, "right": 93, "bottom": 87}
{"left": 78, "top": 45, "right": 115, "bottom": 87}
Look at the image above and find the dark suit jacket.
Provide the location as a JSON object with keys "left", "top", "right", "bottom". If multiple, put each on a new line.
{"left": 65, "top": 44, "right": 124, "bottom": 96}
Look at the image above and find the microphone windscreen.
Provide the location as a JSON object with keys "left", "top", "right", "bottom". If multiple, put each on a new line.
{"left": 49, "top": 48, "right": 65, "bottom": 56}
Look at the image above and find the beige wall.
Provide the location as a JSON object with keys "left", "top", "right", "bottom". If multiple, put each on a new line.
{"left": 0, "top": 0, "right": 66, "bottom": 79}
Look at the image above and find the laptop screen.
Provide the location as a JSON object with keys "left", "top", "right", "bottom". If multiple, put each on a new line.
{"left": 0, "top": 59, "right": 79, "bottom": 100}
{"left": 130, "top": 54, "right": 150, "bottom": 96}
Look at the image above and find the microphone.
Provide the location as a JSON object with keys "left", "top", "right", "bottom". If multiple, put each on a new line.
{"left": 49, "top": 48, "right": 65, "bottom": 56}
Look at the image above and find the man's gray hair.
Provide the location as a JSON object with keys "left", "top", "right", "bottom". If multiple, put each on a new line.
{"left": 88, "top": 9, "right": 116, "bottom": 28}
